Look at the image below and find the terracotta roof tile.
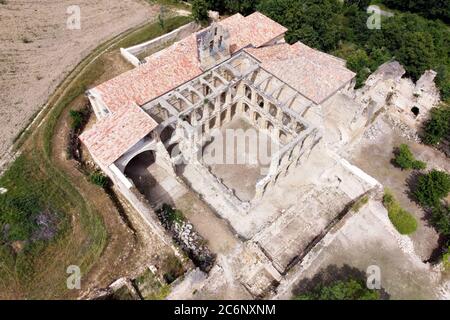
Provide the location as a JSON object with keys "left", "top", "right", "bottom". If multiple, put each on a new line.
{"left": 245, "top": 42, "right": 356, "bottom": 104}
{"left": 79, "top": 105, "right": 157, "bottom": 166}
{"left": 81, "top": 13, "right": 288, "bottom": 166}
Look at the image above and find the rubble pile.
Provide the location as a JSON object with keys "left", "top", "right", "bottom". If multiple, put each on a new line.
{"left": 157, "top": 204, "right": 216, "bottom": 272}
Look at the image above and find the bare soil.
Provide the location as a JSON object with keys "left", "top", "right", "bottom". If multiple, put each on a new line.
{"left": 351, "top": 115, "right": 450, "bottom": 261}
{"left": 0, "top": 0, "right": 159, "bottom": 159}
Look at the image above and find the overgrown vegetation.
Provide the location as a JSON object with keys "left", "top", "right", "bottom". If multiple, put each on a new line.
{"left": 0, "top": 12, "right": 193, "bottom": 298}
{"left": 443, "top": 247, "right": 450, "bottom": 271}
{"left": 192, "top": 0, "right": 209, "bottom": 23}
{"left": 69, "top": 110, "right": 84, "bottom": 130}
{"left": 392, "top": 144, "right": 426, "bottom": 170}
{"left": 202, "top": 0, "right": 450, "bottom": 97}
{"left": 422, "top": 105, "right": 450, "bottom": 146}
{"left": 431, "top": 204, "right": 450, "bottom": 238}
{"left": 294, "top": 278, "right": 380, "bottom": 300}
{"left": 89, "top": 171, "right": 110, "bottom": 188}
{"left": 161, "top": 254, "right": 185, "bottom": 284}
{"left": 383, "top": 189, "right": 417, "bottom": 235}
{"left": 351, "top": 195, "right": 369, "bottom": 212}
{"left": 380, "top": 0, "right": 450, "bottom": 23}
{"left": 414, "top": 170, "right": 450, "bottom": 208}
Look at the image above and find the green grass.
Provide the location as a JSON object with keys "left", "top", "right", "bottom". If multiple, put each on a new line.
{"left": 383, "top": 189, "right": 418, "bottom": 235}
{"left": 0, "top": 13, "right": 193, "bottom": 299}
{"left": 443, "top": 249, "right": 450, "bottom": 271}
{"left": 351, "top": 195, "right": 369, "bottom": 212}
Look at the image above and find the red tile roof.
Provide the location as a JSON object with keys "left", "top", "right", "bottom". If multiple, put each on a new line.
{"left": 245, "top": 42, "right": 356, "bottom": 104}
{"left": 81, "top": 13, "right": 288, "bottom": 166}
{"left": 94, "top": 13, "right": 287, "bottom": 114}
{"left": 79, "top": 104, "right": 157, "bottom": 166}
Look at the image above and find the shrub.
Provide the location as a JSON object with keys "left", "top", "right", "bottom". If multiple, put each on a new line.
{"left": 431, "top": 203, "right": 450, "bottom": 237}
{"left": 89, "top": 171, "right": 109, "bottom": 188}
{"left": 422, "top": 106, "right": 450, "bottom": 146}
{"left": 294, "top": 278, "right": 379, "bottom": 300}
{"left": 392, "top": 144, "right": 426, "bottom": 170}
{"left": 69, "top": 110, "right": 84, "bottom": 130}
{"left": 383, "top": 189, "right": 417, "bottom": 235}
{"left": 161, "top": 203, "right": 184, "bottom": 225}
{"left": 192, "top": 0, "right": 209, "bottom": 23}
{"left": 414, "top": 170, "right": 450, "bottom": 207}
{"left": 443, "top": 248, "right": 450, "bottom": 271}
{"left": 162, "top": 254, "right": 184, "bottom": 284}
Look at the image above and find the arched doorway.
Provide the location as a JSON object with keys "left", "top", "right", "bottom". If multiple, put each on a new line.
{"left": 124, "top": 150, "right": 173, "bottom": 209}
{"left": 160, "top": 125, "right": 175, "bottom": 144}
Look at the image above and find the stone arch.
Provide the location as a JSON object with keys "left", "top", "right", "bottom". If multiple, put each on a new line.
{"left": 279, "top": 131, "right": 288, "bottom": 144}
{"left": 266, "top": 121, "right": 274, "bottom": 132}
{"left": 207, "top": 101, "right": 215, "bottom": 114}
{"left": 209, "top": 116, "right": 216, "bottom": 128}
{"left": 124, "top": 150, "right": 156, "bottom": 178}
{"left": 220, "top": 109, "right": 227, "bottom": 123}
{"left": 195, "top": 108, "right": 204, "bottom": 121}
{"left": 269, "top": 104, "right": 277, "bottom": 117}
{"left": 257, "top": 95, "right": 264, "bottom": 108}
{"left": 230, "top": 103, "right": 237, "bottom": 119}
{"left": 282, "top": 113, "right": 291, "bottom": 126}
{"left": 244, "top": 103, "right": 251, "bottom": 117}
{"left": 203, "top": 83, "right": 212, "bottom": 96}
{"left": 160, "top": 125, "right": 175, "bottom": 144}
{"left": 167, "top": 143, "right": 181, "bottom": 159}
{"left": 190, "top": 90, "right": 201, "bottom": 104}
{"left": 254, "top": 112, "right": 261, "bottom": 126}
{"left": 223, "top": 69, "right": 234, "bottom": 81}
{"left": 220, "top": 91, "right": 226, "bottom": 104}
{"left": 245, "top": 85, "right": 252, "bottom": 100}
{"left": 294, "top": 122, "right": 305, "bottom": 134}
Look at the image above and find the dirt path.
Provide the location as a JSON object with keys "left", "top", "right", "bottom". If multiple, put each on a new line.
{"left": 0, "top": 0, "right": 159, "bottom": 160}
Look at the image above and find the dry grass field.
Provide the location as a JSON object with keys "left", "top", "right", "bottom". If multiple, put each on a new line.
{"left": 0, "top": 0, "right": 159, "bottom": 159}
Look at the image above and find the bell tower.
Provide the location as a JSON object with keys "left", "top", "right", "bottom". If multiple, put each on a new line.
{"left": 197, "top": 22, "right": 231, "bottom": 71}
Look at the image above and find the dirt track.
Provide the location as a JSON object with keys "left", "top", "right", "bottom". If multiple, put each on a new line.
{"left": 0, "top": 0, "right": 158, "bottom": 159}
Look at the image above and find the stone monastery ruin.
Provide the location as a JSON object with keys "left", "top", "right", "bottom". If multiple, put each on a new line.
{"left": 80, "top": 12, "right": 356, "bottom": 212}
{"left": 79, "top": 12, "right": 412, "bottom": 298}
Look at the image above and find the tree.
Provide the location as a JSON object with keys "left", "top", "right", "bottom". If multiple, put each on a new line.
{"left": 392, "top": 144, "right": 426, "bottom": 170}
{"left": 257, "top": 0, "right": 342, "bottom": 51}
{"left": 396, "top": 31, "right": 435, "bottom": 81}
{"left": 344, "top": 0, "right": 370, "bottom": 10}
{"left": 381, "top": 0, "right": 450, "bottom": 23}
{"left": 422, "top": 105, "right": 450, "bottom": 145}
{"left": 294, "top": 279, "right": 379, "bottom": 300}
{"left": 346, "top": 49, "right": 371, "bottom": 88}
{"left": 431, "top": 203, "right": 450, "bottom": 237}
{"left": 223, "top": 0, "right": 259, "bottom": 15}
{"left": 192, "top": 0, "right": 209, "bottom": 23}
{"left": 414, "top": 170, "right": 450, "bottom": 207}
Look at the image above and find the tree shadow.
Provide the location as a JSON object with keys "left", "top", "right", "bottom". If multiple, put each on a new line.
{"left": 390, "top": 146, "right": 403, "bottom": 170}
{"left": 291, "top": 264, "right": 390, "bottom": 300}
{"left": 404, "top": 171, "right": 422, "bottom": 204}
{"left": 424, "top": 233, "right": 450, "bottom": 264}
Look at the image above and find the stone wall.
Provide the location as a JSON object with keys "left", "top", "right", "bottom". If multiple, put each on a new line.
{"left": 121, "top": 22, "right": 201, "bottom": 66}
